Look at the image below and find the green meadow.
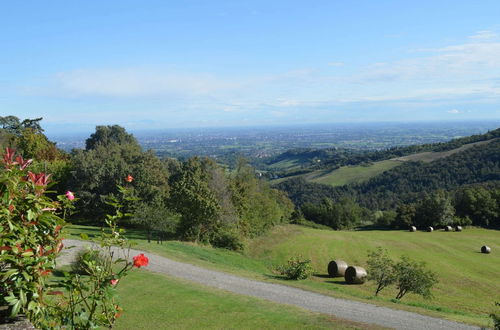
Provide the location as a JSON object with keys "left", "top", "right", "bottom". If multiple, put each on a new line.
{"left": 65, "top": 224, "right": 500, "bottom": 328}
{"left": 113, "top": 270, "right": 377, "bottom": 330}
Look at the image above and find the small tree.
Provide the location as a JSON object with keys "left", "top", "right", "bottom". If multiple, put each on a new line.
{"left": 366, "top": 247, "right": 396, "bottom": 296}
{"left": 394, "top": 255, "right": 438, "bottom": 300}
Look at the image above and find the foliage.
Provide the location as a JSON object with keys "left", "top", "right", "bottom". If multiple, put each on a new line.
{"left": 275, "top": 256, "right": 314, "bottom": 280}
{"left": 0, "top": 148, "right": 64, "bottom": 320}
{"left": 301, "top": 197, "right": 363, "bottom": 230}
{"left": 0, "top": 147, "right": 149, "bottom": 328}
{"left": 366, "top": 247, "right": 396, "bottom": 296}
{"left": 70, "top": 248, "right": 107, "bottom": 275}
{"left": 132, "top": 198, "right": 179, "bottom": 243}
{"left": 393, "top": 255, "right": 438, "bottom": 300}
{"left": 169, "top": 157, "right": 221, "bottom": 243}
{"left": 69, "top": 125, "right": 169, "bottom": 217}
{"left": 491, "top": 302, "right": 500, "bottom": 330}
{"left": 414, "top": 190, "right": 455, "bottom": 228}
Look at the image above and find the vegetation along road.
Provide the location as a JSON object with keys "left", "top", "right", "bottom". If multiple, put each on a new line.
{"left": 60, "top": 239, "right": 477, "bottom": 330}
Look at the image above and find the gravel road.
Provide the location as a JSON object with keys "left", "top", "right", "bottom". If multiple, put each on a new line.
{"left": 60, "top": 239, "right": 479, "bottom": 330}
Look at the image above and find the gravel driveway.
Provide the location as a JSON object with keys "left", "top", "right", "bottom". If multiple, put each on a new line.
{"left": 60, "top": 239, "right": 479, "bottom": 330}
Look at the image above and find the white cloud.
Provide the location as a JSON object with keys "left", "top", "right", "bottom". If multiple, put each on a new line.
{"left": 447, "top": 109, "right": 462, "bottom": 114}
{"left": 54, "top": 68, "right": 238, "bottom": 97}
{"left": 468, "top": 30, "right": 498, "bottom": 40}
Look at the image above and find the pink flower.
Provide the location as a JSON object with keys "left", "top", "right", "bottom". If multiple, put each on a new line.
{"left": 65, "top": 191, "right": 75, "bottom": 200}
{"left": 110, "top": 279, "right": 119, "bottom": 286}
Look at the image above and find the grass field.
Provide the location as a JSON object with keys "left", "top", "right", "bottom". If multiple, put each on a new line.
{"left": 308, "top": 160, "right": 401, "bottom": 186}
{"left": 65, "top": 224, "right": 500, "bottom": 328}
{"left": 113, "top": 270, "right": 374, "bottom": 329}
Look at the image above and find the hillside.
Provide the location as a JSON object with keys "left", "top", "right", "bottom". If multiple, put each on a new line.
{"left": 276, "top": 135, "right": 500, "bottom": 209}
{"left": 275, "top": 137, "right": 498, "bottom": 188}
{"left": 268, "top": 128, "right": 500, "bottom": 185}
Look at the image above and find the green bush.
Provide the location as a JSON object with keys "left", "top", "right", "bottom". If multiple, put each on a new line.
{"left": 71, "top": 248, "right": 108, "bottom": 275}
{"left": 275, "top": 256, "right": 314, "bottom": 280}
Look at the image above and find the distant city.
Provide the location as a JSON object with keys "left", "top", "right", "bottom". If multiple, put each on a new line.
{"left": 50, "top": 120, "right": 500, "bottom": 161}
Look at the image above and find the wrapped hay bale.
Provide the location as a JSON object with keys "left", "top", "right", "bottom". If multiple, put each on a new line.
{"left": 427, "top": 226, "right": 434, "bottom": 232}
{"left": 481, "top": 245, "right": 491, "bottom": 254}
{"left": 344, "top": 266, "right": 367, "bottom": 284}
{"left": 327, "top": 260, "right": 348, "bottom": 277}
{"left": 455, "top": 226, "right": 463, "bottom": 232}
{"left": 444, "top": 226, "right": 452, "bottom": 232}
{"left": 409, "top": 226, "right": 417, "bottom": 232}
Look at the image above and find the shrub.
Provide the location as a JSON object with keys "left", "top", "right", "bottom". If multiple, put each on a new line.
{"left": 71, "top": 248, "right": 107, "bottom": 275}
{"left": 275, "top": 256, "right": 314, "bottom": 280}
{"left": 491, "top": 302, "right": 500, "bottom": 330}
{"left": 211, "top": 228, "right": 245, "bottom": 251}
{"left": 394, "top": 255, "right": 438, "bottom": 300}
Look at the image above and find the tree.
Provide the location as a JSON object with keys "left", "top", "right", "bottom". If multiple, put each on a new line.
{"left": 69, "top": 126, "right": 169, "bottom": 217}
{"left": 454, "top": 187, "right": 499, "bottom": 227}
{"left": 132, "top": 198, "right": 178, "bottom": 243}
{"left": 394, "top": 256, "right": 438, "bottom": 300}
{"left": 414, "top": 190, "right": 455, "bottom": 227}
{"left": 169, "top": 157, "right": 220, "bottom": 243}
{"left": 85, "top": 125, "right": 138, "bottom": 150}
{"left": 366, "top": 247, "right": 396, "bottom": 296}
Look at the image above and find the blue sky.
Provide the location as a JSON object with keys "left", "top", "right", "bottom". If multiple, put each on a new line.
{"left": 1, "top": 1, "right": 500, "bottom": 134}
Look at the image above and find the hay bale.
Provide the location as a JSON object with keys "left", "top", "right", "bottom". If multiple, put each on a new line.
{"left": 409, "top": 226, "right": 416, "bottom": 232}
{"left": 427, "top": 226, "right": 434, "bottom": 232}
{"left": 344, "top": 266, "right": 367, "bottom": 284}
{"left": 444, "top": 226, "right": 452, "bottom": 232}
{"left": 328, "top": 260, "right": 348, "bottom": 277}
{"left": 481, "top": 245, "right": 491, "bottom": 254}
{"left": 455, "top": 226, "right": 463, "bottom": 232}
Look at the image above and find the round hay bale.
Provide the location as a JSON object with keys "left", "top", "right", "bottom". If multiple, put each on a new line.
{"left": 327, "top": 260, "right": 348, "bottom": 277}
{"left": 444, "top": 226, "right": 452, "bottom": 232}
{"left": 427, "top": 226, "right": 434, "bottom": 232}
{"left": 481, "top": 245, "right": 491, "bottom": 254}
{"left": 344, "top": 266, "right": 367, "bottom": 284}
{"left": 409, "top": 226, "right": 416, "bottom": 232}
{"left": 455, "top": 226, "right": 463, "bottom": 232}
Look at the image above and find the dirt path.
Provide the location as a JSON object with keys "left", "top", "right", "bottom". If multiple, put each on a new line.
{"left": 59, "top": 239, "right": 478, "bottom": 330}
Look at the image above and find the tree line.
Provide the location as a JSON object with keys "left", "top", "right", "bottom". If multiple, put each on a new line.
{"left": 0, "top": 117, "right": 294, "bottom": 250}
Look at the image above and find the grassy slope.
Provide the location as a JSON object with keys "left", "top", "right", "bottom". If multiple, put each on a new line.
{"left": 114, "top": 270, "right": 373, "bottom": 329}
{"left": 66, "top": 225, "right": 499, "bottom": 327}
{"left": 308, "top": 160, "right": 401, "bottom": 187}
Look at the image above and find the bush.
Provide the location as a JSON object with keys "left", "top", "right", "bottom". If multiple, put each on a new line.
{"left": 71, "top": 248, "right": 108, "bottom": 275}
{"left": 275, "top": 256, "right": 314, "bottom": 280}
{"left": 211, "top": 228, "right": 245, "bottom": 251}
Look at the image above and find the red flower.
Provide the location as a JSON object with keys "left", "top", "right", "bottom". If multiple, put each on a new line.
{"left": 132, "top": 253, "right": 149, "bottom": 268}
{"left": 125, "top": 174, "right": 134, "bottom": 183}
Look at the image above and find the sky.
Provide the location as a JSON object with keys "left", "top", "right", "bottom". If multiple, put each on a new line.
{"left": 1, "top": 1, "right": 500, "bottom": 134}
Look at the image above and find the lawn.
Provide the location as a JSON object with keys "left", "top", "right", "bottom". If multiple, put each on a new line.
{"left": 113, "top": 270, "right": 377, "bottom": 329}
{"left": 65, "top": 224, "right": 500, "bottom": 327}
